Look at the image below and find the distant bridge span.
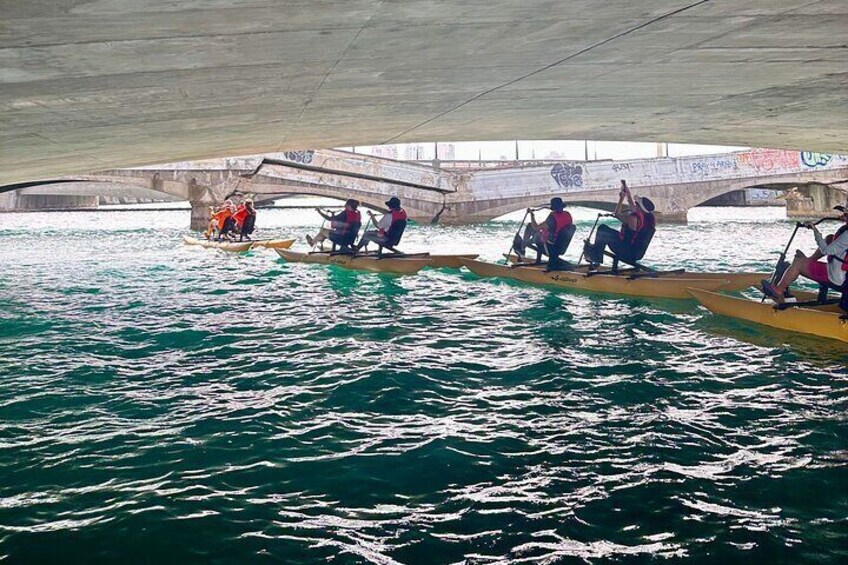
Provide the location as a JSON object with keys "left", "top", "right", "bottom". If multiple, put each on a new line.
{"left": 3, "top": 149, "right": 846, "bottom": 229}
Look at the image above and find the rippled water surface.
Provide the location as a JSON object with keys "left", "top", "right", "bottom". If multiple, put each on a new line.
{"left": 0, "top": 206, "right": 846, "bottom": 563}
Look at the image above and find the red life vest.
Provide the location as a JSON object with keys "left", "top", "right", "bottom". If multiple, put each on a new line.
{"left": 380, "top": 209, "right": 408, "bottom": 236}
{"left": 621, "top": 208, "right": 646, "bottom": 243}
{"left": 551, "top": 210, "right": 572, "bottom": 237}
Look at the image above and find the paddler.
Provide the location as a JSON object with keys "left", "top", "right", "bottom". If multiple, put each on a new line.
{"left": 762, "top": 205, "right": 848, "bottom": 304}
{"left": 306, "top": 198, "right": 362, "bottom": 251}
{"left": 355, "top": 197, "right": 408, "bottom": 252}
{"left": 204, "top": 199, "right": 236, "bottom": 240}
{"left": 232, "top": 199, "right": 257, "bottom": 241}
{"left": 515, "top": 197, "right": 575, "bottom": 270}
{"left": 584, "top": 180, "right": 656, "bottom": 267}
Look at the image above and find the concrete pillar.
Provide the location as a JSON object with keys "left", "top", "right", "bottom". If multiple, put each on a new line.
{"left": 654, "top": 210, "right": 688, "bottom": 224}
{"left": 190, "top": 201, "right": 212, "bottom": 232}
{"left": 786, "top": 183, "right": 847, "bottom": 219}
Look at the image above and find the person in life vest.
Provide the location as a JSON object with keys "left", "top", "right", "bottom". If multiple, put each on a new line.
{"left": 584, "top": 180, "right": 656, "bottom": 266}
{"left": 232, "top": 199, "right": 257, "bottom": 241}
{"left": 762, "top": 205, "right": 848, "bottom": 304}
{"left": 355, "top": 197, "right": 408, "bottom": 252}
{"left": 204, "top": 199, "right": 236, "bottom": 240}
{"left": 306, "top": 198, "right": 361, "bottom": 250}
{"left": 515, "top": 197, "right": 575, "bottom": 270}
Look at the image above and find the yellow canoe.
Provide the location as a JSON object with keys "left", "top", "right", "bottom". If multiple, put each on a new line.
{"left": 382, "top": 253, "right": 479, "bottom": 269}
{"left": 250, "top": 238, "right": 295, "bottom": 250}
{"left": 503, "top": 254, "right": 764, "bottom": 292}
{"left": 183, "top": 236, "right": 253, "bottom": 253}
{"left": 275, "top": 249, "right": 432, "bottom": 275}
{"left": 689, "top": 288, "right": 848, "bottom": 343}
{"left": 460, "top": 259, "right": 730, "bottom": 299}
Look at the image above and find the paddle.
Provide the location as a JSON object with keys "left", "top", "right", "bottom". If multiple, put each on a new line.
{"left": 761, "top": 217, "right": 836, "bottom": 302}
{"left": 578, "top": 212, "right": 613, "bottom": 265}
{"left": 507, "top": 206, "right": 546, "bottom": 267}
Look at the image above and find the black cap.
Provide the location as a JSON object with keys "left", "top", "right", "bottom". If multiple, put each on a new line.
{"left": 834, "top": 205, "right": 847, "bottom": 213}
{"left": 385, "top": 197, "right": 401, "bottom": 209}
{"left": 550, "top": 197, "right": 564, "bottom": 211}
{"left": 345, "top": 198, "right": 359, "bottom": 209}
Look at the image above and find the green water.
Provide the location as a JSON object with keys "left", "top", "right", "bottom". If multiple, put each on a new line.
{"left": 0, "top": 206, "right": 846, "bottom": 563}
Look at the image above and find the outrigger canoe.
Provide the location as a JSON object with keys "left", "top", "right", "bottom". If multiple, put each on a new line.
{"left": 503, "top": 254, "right": 765, "bottom": 292}
{"left": 689, "top": 288, "right": 848, "bottom": 344}
{"left": 183, "top": 236, "right": 253, "bottom": 253}
{"left": 275, "top": 249, "right": 432, "bottom": 275}
{"left": 460, "top": 259, "right": 730, "bottom": 299}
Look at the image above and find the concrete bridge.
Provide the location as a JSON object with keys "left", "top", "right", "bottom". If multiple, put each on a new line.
{"left": 3, "top": 148, "right": 846, "bottom": 229}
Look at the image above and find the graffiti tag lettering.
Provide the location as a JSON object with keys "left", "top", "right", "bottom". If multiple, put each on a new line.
{"left": 800, "top": 151, "right": 833, "bottom": 168}
{"left": 550, "top": 163, "right": 583, "bottom": 189}
{"left": 283, "top": 150, "right": 315, "bottom": 164}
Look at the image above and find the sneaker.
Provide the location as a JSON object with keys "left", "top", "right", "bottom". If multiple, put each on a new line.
{"left": 761, "top": 279, "right": 784, "bottom": 304}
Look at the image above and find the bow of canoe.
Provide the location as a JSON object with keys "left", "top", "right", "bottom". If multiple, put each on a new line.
{"left": 183, "top": 236, "right": 253, "bottom": 253}
{"left": 275, "top": 249, "right": 431, "bottom": 275}
{"left": 460, "top": 259, "right": 729, "bottom": 299}
{"left": 688, "top": 288, "right": 848, "bottom": 343}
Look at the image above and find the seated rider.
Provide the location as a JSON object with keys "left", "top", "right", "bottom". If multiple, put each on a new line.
{"left": 306, "top": 199, "right": 361, "bottom": 251}
{"left": 584, "top": 180, "right": 656, "bottom": 266}
{"left": 355, "top": 197, "right": 407, "bottom": 252}
{"left": 204, "top": 199, "right": 236, "bottom": 240}
{"left": 232, "top": 199, "right": 257, "bottom": 241}
{"left": 515, "top": 197, "right": 575, "bottom": 270}
{"left": 762, "top": 205, "right": 848, "bottom": 304}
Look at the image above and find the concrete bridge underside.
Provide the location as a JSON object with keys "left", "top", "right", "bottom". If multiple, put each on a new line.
{"left": 2, "top": 1, "right": 847, "bottom": 186}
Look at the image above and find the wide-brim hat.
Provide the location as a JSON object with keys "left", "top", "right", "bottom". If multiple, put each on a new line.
{"left": 385, "top": 197, "right": 401, "bottom": 209}
{"left": 636, "top": 196, "right": 656, "bottom": 213}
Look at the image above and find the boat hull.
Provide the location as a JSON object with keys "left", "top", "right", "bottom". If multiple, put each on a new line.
{"left": 250, "top": 238, "right": 295, "bottom": 250}
{"left": 183, "top": 236, "right": 253, "bottom": 253}
{"left": 425, "top": 254, "right": 479, "bottom": 269}
{"left": 689, "top": 288, "right": 848, "bottom": 343}
{"left": 503, "top": 254, "right": 763, "bottom": 291}
{"left": 275, "top": 249, "right": 431, "bottom": 275}
{"left": 461, "top": 259, "right": 729, "bottom": 299}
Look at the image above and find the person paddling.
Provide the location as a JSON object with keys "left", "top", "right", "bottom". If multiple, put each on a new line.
{"left": 355, "top": 197, "right": 408, "bottom": 252}
{"left": 515, "top": 197, "right": 575, "bottom": 270}
{"left": 306, "top": 199, "right": 362, "bottom": 251}
{"left": 204, "top": 199, "right": 236, "bottom": 240}
{"left": 584, "top": 180, "right": 656, "bottom": 267}
{"left": 232, "top": 199, "right": 257, "bottom": 241}
{"left": 762, "top": 205, "right": 848, "bottom": 304}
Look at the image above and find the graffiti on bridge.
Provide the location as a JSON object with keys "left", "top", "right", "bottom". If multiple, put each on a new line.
{"left": 283, "top": 150, "right": 315, "bottom": 164}
{"left": 800, "top": 152, "right": 833, "bottom": 168}
{"left": 550, "top": 163, "right": 583, "bottom": 189}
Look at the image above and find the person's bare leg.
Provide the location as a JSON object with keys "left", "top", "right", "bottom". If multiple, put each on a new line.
{"left": 307, "top": 227, "right": 331, "bottom": 246}
{"left": 774, "top": 253, "right": 817, "bottom": 295}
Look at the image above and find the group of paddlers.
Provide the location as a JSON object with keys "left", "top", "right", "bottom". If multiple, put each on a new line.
{"left": 513, "top": 180, "right": 657, "bottom": 271}
{"left": 204, "top": 198, "right": 257, "bottom": 241}
{"left": 305, "top": 196, "right": 408, "bottom": 254}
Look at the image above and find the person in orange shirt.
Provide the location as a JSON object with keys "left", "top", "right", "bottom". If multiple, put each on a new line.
{"left": 232, "top": 199, "right": 257, "bottom": 241}
{"left": 204, "top": 200, "right": 236, "bottom": 240}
